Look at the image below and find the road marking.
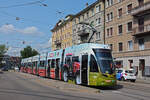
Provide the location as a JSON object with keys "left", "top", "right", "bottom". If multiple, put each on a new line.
{"left": 112, "top": 91, "right": 122, "bottom": 94}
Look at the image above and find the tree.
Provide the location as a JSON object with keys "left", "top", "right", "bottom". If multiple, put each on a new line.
{"left": 20, "top": 46, "right": 39, "bottom": 58}
{"left": 0, "top": 45, "right": 7, "bottom": 67}
{"left": 0, "top": 45, "right": 7, "bottom": 56}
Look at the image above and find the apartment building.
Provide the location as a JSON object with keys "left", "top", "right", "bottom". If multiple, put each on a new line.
{"left": 50, "top": 0, "right": 150, "bottom": 78}
{"left": 131, "top": 0, "right": 150, "bottom": 78}
{"left": 72, "top": 0, "right": 105, "bottom": 45}
{"left": 51, "top": 15, "right": 74, "bottom": 51}
{"left": 105, "top": 0, "right": 150, "bottom": 78}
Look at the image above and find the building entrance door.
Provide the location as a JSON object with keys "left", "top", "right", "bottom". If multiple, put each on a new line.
{"left": 139, "top": 59, "right": 145, "bottom": 76}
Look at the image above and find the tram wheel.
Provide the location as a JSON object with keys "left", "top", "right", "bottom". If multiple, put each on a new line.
{"left": 63, "top": 70, "right": 68, "bottom": 82}
{"left": 121, "top": 77, "right": 125, "bottom": 81}
{"left": 75, "top": 74, "right": 81, "bottom": 85}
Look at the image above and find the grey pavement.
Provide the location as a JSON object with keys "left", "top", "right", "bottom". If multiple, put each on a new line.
{"left": 0, "top": 71, "right": 150, "bottom": 100}
{"left": 136, "top": 78, "right": 150, "bottom": 84}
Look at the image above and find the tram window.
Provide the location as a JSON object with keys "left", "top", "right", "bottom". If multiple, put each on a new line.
{"left": 48, "top": 60, "right": 51, "bottom": 67}
{"left": 65, "top": 57, "right": 71, "bottom": 64}
{"left": 72, "top": 56, "right": 79, "bottom": 62}
{"left": 51, "top": 59, "right": 55, "bottom": 68}
{"left": 35, "top": 61, "right": 37, "bottom": 66}
{"left": 28, "top": 63, "right": 32, "bottom": 67}
{"left": 33, "top": 62, "right": 35, "bottom": 66}
{"left": 56, "top": 59, "right": 60, "bottom": 68}
{"left": 90, "top": 55, "right": 99, "bottom": 72}
{"left": 40, "top": 61, "right": 45, "bottom": 67}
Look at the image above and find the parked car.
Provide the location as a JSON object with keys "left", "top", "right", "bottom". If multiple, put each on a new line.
{"left": 1, "top": 66, "right": 9, "bottom": 71}
{"left": 14, "top": 67, "right": 19, "bottom": 72}
{"left": 116, "top": 69, "right": 123, "bottom": 81}
{"left": 116, "top": 69, "right": 136, "bottom": 82}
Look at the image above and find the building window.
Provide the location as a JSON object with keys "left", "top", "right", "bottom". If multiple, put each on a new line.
{"left": 107, "top": 27, "right": 113, "bottom": 37}
{"left": 74, "top": 19, "right": 76, "bottom": 24}
{"left": 110, "top": 0, "right": 113, "bottom": 5}
{"left": 91, "top": 8, "right": 94, "bottom": 16}
{"left": 107, "top": 28, "right": 110, "bottom": 37}
{"left": 107, "top": 0, "right": 113, "bottom": 6}
{"left": 127, "top": 22, "right": 132, "bottom": 32}
{"left": 115, "top": 60, "right": 123, "bottom": 68}
{"left": 96, "top": 18, "right": 101, "bottom": 26}
{"left": 78, "top": 17, "right": 80, "bottom": 23}
{"left": 107, "top": 0, "right": 110, "bottom": 7}
{"left": 119, "top": 42, "right": 123, "bottom": 52}
{"left": 82, "top": 15, "right": 84, "bottom": 20}
{"left": 110, "top": 27, "right": 113, "bottom": 36}
{"left": 96, "top": 5, "right": 101, "bottom": 13}
{"left": 128, "top": 60, "right": 133, "bottom": 68}
{"left": 118, "top": 8, "right": 122, "bottom": 18}
{"left": 139, "top": 38, "right": 144, "bottom": 50}
{"left": 109, "top": 44, "right": 113, "bottom": 51}
{"left": 118, "top": 25, "right": 123, "bottom": 35}
{"left": 86, "top": 12, "right": 89, "bottom": 18}
{"left": 96, "top": 32, "right": 101, "bottom": 40}
{"left": 138, "top": 17, "right": 144, "bottom": 32}
{"left": 127, "top": 4, "right": 132, "bottom": 14}
{"left": 107, "top": 12, "right": 113, "bottom": 22}
{"left": 107, "top": 0, "right": 113, "bottom": 7}
{"left": 128, "top": 40, "right": 133, "bottom": 51}
{"left": 107, "top": 13, "right": 110, "bottom": 22}
{"left": 118, "top": 0, "right": 124, "bottom": 3}
{"left": 98, "top": 18, "right": 101, "bottom": 24}
{"left": 138, "top": 0, "right": 144, "bottom": 6}
{"left": 110, "top": 12, "right": 113, "bottom": 20}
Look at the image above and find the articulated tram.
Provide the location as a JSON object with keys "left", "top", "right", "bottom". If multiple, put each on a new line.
{"left": 21, "top": 43, "right": 117, "bottom": 86}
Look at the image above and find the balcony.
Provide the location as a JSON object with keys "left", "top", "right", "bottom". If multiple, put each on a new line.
{"left": 131, "top": 1, "right": 150, "bottom": 17}
{"left": 78, "top": 29, "right": 90, "bottom": 37}
{"left": 54, "top": 39, "right": 61, "bottom": 46}
{"left": 132, "top": 24, "right": 150, "bottom": 36}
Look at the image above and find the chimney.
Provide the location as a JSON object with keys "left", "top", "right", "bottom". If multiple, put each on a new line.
{"left": 86, "top": 3, "right": 89, "bottom": 7}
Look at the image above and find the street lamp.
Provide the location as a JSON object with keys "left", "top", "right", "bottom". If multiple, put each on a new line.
{"left": 79, "top": 22, "right": 97, "bottom": 43}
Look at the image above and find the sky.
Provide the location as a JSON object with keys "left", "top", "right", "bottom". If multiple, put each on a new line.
{"left": 0, "top": 0, "right": 97, "bottom": 56}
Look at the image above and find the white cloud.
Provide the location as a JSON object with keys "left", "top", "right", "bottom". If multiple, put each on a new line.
{"left": 19, "top": 26, "right": 43, "bottom": 35}
{"left": 0, "top": 24, "right": 15, "bottom": 33}
{"left": 0, "top": 24, "right": 43, "bottom": 35}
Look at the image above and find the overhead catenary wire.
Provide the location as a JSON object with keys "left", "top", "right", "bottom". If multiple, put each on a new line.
{"left": 0, "top": 10, "right": 51, "bottom": 27}
{"left": 0, "top": 0, "right": 46, "bottom": 9}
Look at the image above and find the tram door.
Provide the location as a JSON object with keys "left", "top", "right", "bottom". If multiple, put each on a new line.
{"left": 81, "top": 55, "right": 88, "bottom": 85}
{"left": 47, "top": 60, "right": 51, "bottom": 78}
{"left": 55, "top": 58, "right": 60, "bottom": 79}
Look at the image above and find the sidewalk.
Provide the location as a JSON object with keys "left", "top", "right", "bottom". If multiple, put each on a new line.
{"left": 0, "top": 69, "right": 3, "bottom": 74}
{"left": 136, "top": 78, "right": 150, "bottom": 84}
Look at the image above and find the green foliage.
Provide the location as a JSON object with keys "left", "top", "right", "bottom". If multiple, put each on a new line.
{"left": 0, "top": 45, "right": 7, "bottom": 67}
{"left": 0, "top": 45, "right": 7, "bottom": 56}
{"left": 20, "top": 46, "right": 39, "bottom": 58}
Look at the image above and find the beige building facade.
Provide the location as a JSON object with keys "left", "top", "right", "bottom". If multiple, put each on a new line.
{"left": 72, "top": 0, "right": 105, "bottom": 45}
{"left": 105, "top": 0, "right": 150, "bottom": 78}
{"left": 51, "top": 15, "right": 74, "bottom": 51}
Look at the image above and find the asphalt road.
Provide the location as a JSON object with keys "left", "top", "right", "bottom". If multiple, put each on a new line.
{"left": 0, "top": 71, "right": 150, "bottom": 100}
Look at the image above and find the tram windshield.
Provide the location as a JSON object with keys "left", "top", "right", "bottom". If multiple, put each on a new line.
{"left": 93, "top": 49, "right": 115, "bottom": 74}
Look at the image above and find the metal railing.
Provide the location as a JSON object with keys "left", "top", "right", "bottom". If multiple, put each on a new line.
{"left": 132, "top": 24, "right": 150, "bottom": 36}
{"left": 54, "top": 39, "right": 61, "bottom": 45}
{"left": 132, "top": 1, "right": 150, "bottom": 15}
